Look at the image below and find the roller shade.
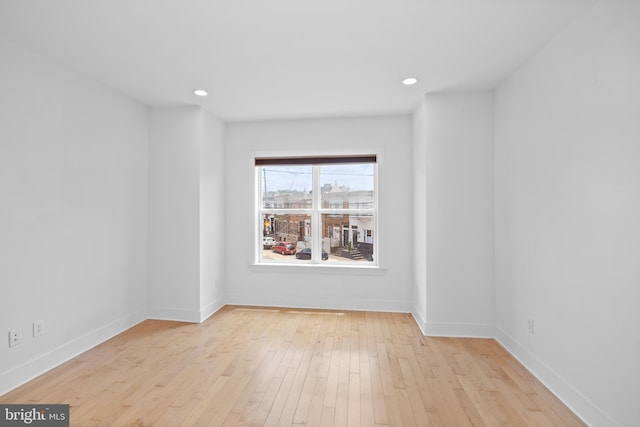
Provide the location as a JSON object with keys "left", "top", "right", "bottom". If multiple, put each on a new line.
{"left": 255, "top": 155, "right": 376, "bottom": 166}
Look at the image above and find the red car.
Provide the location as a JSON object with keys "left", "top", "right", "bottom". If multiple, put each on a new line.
{"left": 272, "top": 241, "right": 297, "bottom": 255}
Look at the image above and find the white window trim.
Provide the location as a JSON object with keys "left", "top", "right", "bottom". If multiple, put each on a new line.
{"left": 254, "top": 155, "right": 380, "bottom": 269}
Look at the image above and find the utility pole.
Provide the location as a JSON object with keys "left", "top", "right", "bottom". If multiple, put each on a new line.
{"left": 263, "top": 168, "right": 267, "bottom": 235}
{"left": 263, "top": 167, "right": 267, "bottom": 195}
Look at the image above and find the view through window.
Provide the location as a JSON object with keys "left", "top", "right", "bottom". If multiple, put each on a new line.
{"left": 256, "top": 156, "right": 377, "bottom": 265}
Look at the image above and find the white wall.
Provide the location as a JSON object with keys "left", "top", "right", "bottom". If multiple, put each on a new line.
{"left": 225, "top": 116, "right": 413, "bottom": 311}
{"left": 199, "top": 110, "right": 227, "bottom": 320}
{"left": 148, "top": 107, "right": 226, "bottom": 322}
{"left": 494, "top": 2, "right": 640, "bottom": 425}
{"left": 416, "top": 92, "right": 495, "bottom": 337}
{"left": 0, "top": 36, "right": 149, "bottom": 394}
{"left": 148, "top": 107, "right": 201, "bottom": 321}
{"left": 412, "top": 100, "right": 428, "bottom": 331}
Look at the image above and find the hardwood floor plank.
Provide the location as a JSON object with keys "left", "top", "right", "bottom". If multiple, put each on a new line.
{"left": 0, "top": 306, "right": 585, "bottom": 427}
{"left": 358, "top": 360, "right": 375, "bottom": 427}
{"left": 347, "top": 373, "right": 361, "bottom": 427}
{"left": 333, "top": 382, "right": 350, "bottom": 427}
{"left": 368, "top": 355, "right": 389, "bottom": 426}
{"left": 262, "top": 367, "right": 296, "bottom": 427}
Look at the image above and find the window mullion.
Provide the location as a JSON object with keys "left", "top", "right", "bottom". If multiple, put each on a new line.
{"left": 312, "top": 165, "right": 321, "bottom": 263}
{"left": 319, "top": 209, "right": 376, "bottom": 215}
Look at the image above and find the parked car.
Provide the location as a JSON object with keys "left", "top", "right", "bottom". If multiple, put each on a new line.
{"left": 272, "top": 241, "right": 297, "bottom": 255}
{"left": 295, "top": 247, "right": 329, "bottom": 260}
{"left": 263, "top": 236, "right": 276, "bottom": 248}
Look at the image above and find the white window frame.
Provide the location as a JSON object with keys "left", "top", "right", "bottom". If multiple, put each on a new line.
{"left": 255, "top": 156, "right": 378, "bottom": 267}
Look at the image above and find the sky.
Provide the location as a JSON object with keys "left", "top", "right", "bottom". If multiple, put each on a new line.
{"left": 261, "top": 164, "right": 374, "bottom": 193}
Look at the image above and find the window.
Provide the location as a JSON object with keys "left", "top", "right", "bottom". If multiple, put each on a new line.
{"left": 256, "top": 156, "right": 377, "bottom": 266}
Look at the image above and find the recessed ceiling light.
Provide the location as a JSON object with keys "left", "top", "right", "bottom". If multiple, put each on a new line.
{"left": 402, "top": 77, "right": 418, "bottom": 86}
{"left": 193, "top": 89, "right": 208, "bottom": 97}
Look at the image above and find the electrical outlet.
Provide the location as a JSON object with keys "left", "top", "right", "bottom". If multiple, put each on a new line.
{"left": 33, "top": 320, "right": 44, "bottom": 337}
{"left": 527, "top": 318, "right": 535, "bottom": 335}
{"left": 8, "top": 329, "right": 22, "bottom": 347}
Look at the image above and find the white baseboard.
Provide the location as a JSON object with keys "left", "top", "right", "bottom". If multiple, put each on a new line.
{"left": 147, "top": 307, "right": 202, "bottom": 323}
{"left": 411, "top": 307, "right": 427, "bottom": 335}
{"left": 423, "top": 321, "right": 496, "bottom": 338}
{"left": 199, "top": 297, "right": 226, "bottom": 322}
{"left": 226, "top": 293, "right": 411, "bottom": 313}
{"left": 148, "top": 297, "right": 226, "bottom": 323}
{"left": 495, "top": 327, "right": 615, "bottom": 427}
{"left": 0, "top": 311, "right": 146, "bottom": 397}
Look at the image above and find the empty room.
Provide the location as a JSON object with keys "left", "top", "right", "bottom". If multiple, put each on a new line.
{"left": 1, "top": 0, "right": 638, "bottom": 426}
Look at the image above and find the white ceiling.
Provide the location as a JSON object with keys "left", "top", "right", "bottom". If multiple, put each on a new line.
{"left": 0, "top": 0, "right": 596, "bottom": 121}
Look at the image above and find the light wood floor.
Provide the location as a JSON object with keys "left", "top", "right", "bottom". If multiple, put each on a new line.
{"left": 1, "top": 306, "right": 585, "bottom": 426}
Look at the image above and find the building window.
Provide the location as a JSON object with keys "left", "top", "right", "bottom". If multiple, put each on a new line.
{"left": 256, "top": 156, "right": 377, "bottom": 265}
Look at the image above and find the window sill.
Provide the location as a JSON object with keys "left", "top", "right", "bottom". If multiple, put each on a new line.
{"left": 249, "top": 262, "right": 387, "bottom": 276}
